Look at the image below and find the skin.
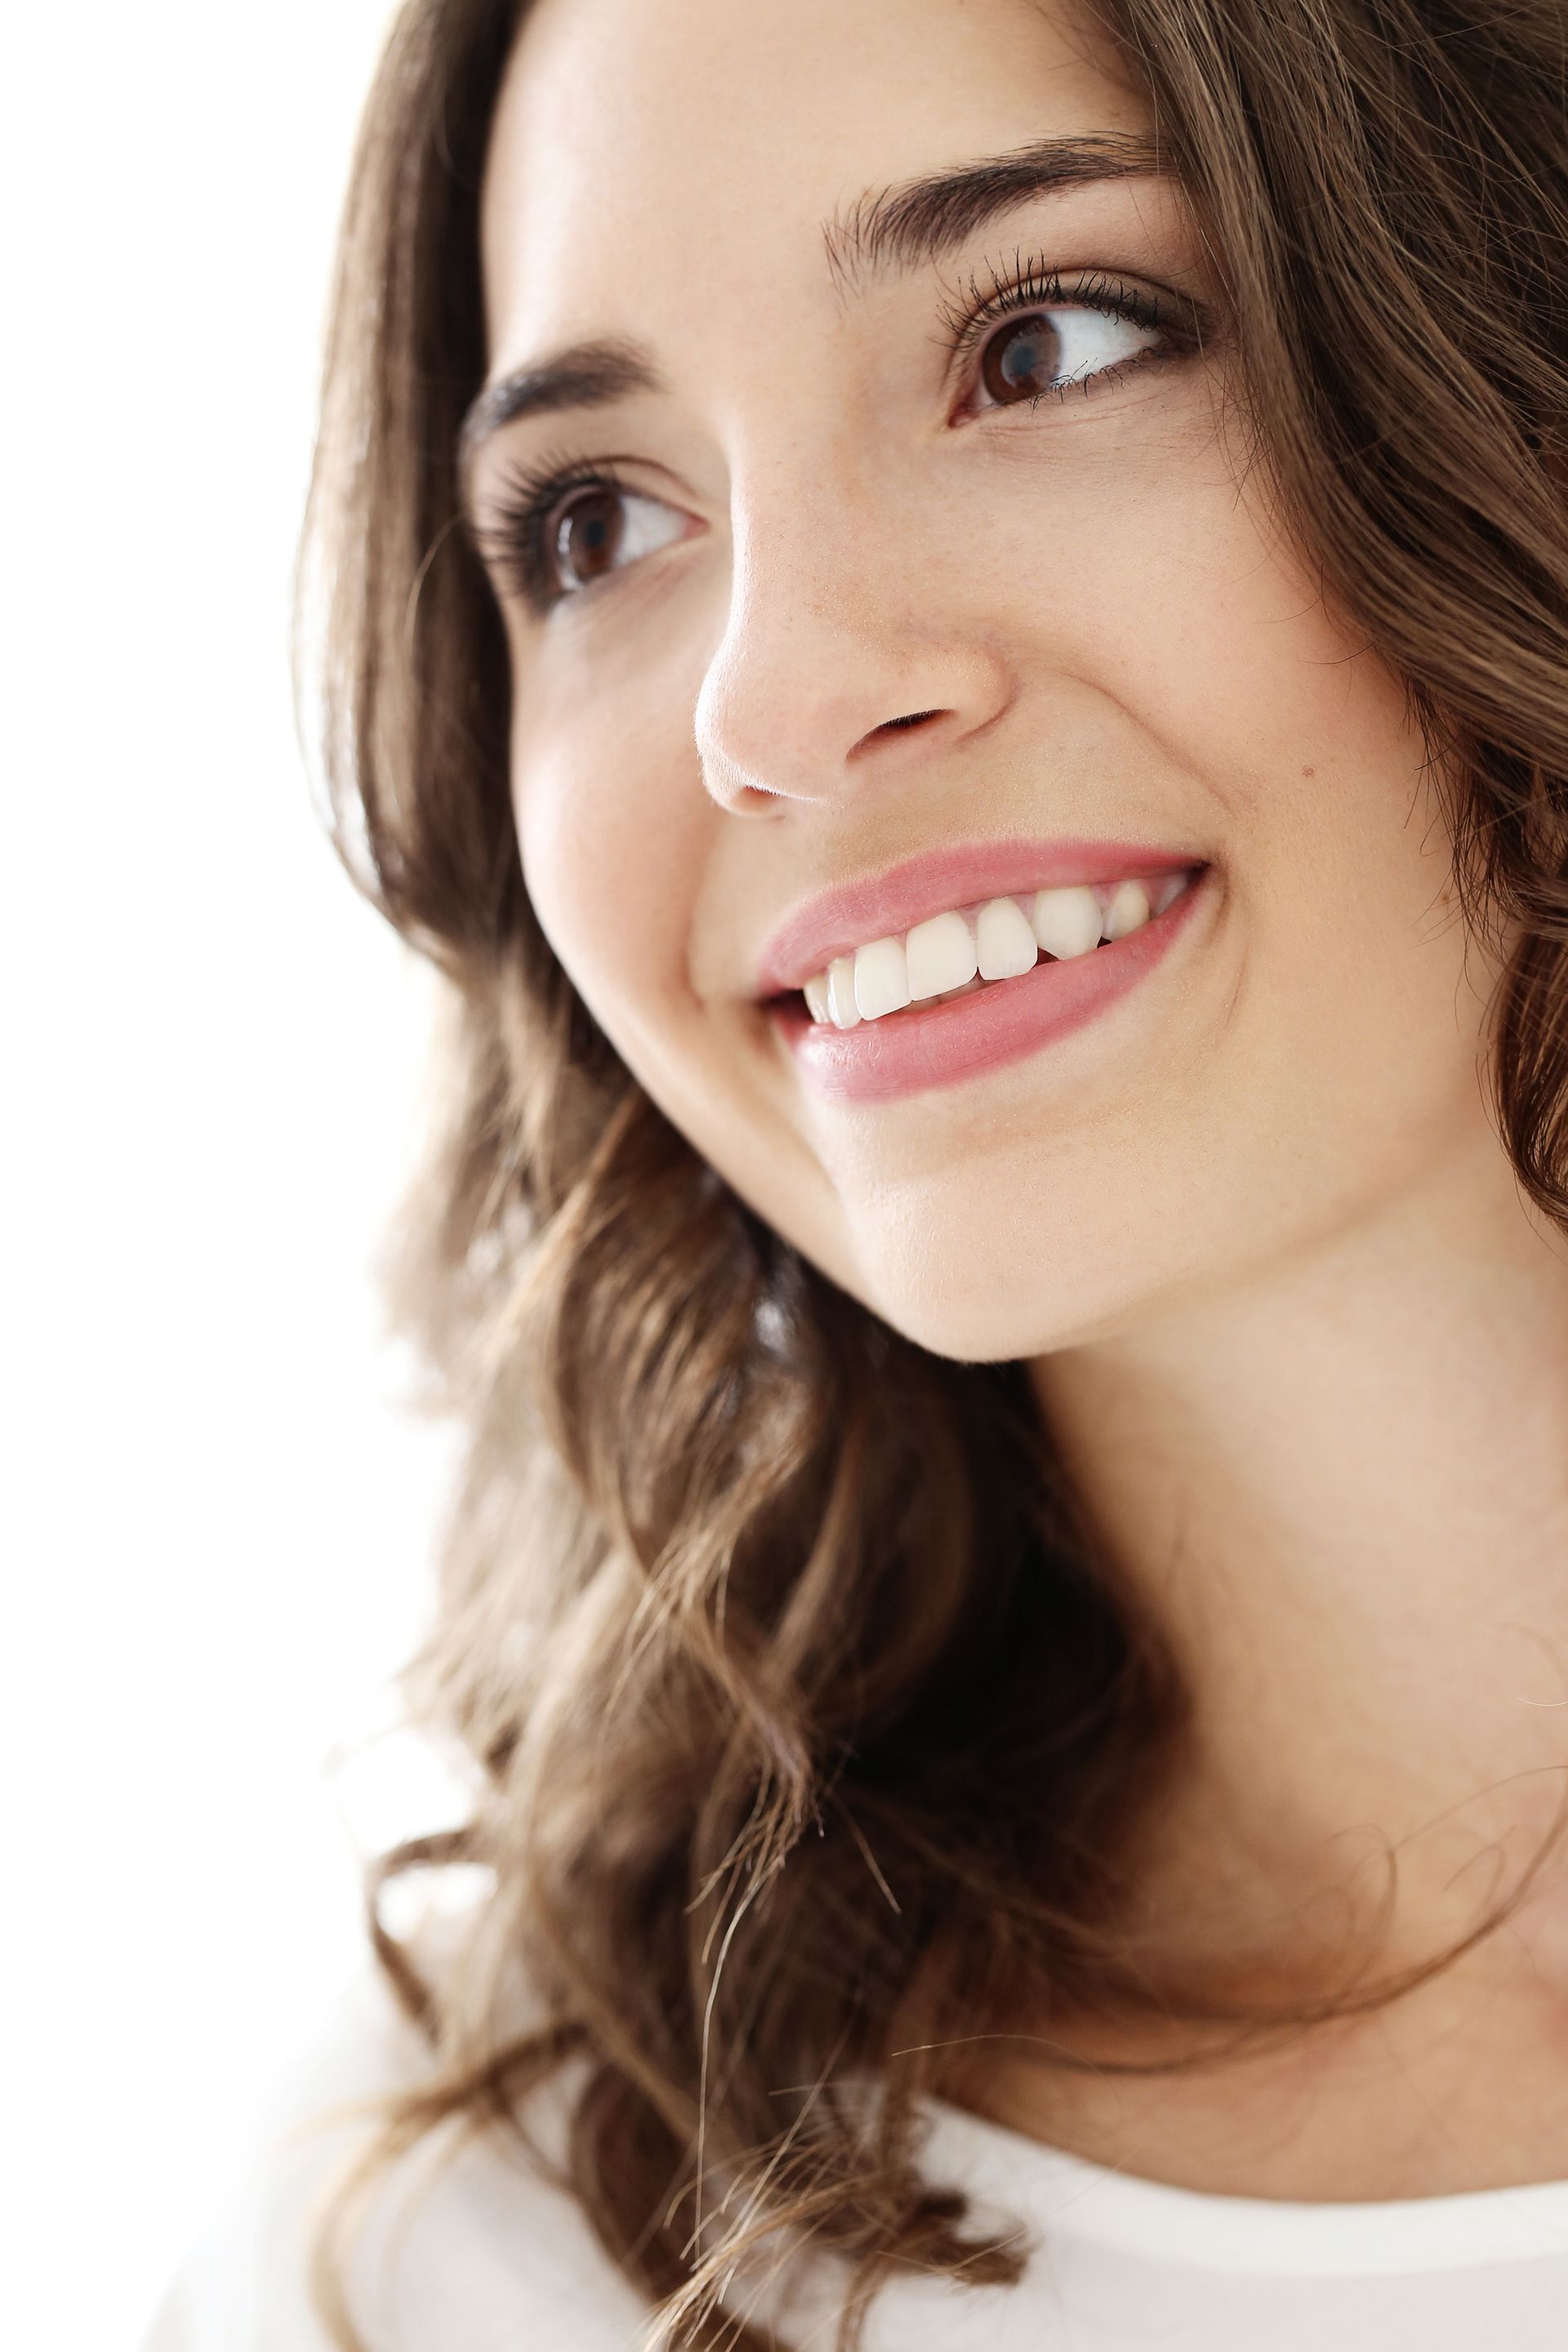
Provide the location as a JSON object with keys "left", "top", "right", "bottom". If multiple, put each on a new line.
{"left": 469, "top": 0, "right": 1568, "bottom": 2195}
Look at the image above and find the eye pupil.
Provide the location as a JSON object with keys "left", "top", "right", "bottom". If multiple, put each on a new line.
{"left": 981, "top": 314, "right": 1062, "bottom": 405}
{"left": 555, "top": 488, "right": 624, "bottom": 589}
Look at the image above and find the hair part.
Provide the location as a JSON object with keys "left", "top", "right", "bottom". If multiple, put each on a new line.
{"left": 294, "top": 2, "right": 1568, "bottom": 2343}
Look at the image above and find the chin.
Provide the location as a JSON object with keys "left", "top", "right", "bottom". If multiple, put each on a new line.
{"left": 841, "top": 1250, "right": 1125, "bottom": 1368}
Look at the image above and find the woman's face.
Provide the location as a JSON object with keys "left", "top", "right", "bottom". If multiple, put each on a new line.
{"left": 468, "top": 0, "right": 1495, "bottom": 1362}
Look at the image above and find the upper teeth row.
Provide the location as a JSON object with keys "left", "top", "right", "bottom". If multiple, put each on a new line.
{"left": 803, "top": 872, "right": 1193, "bottom": 1027}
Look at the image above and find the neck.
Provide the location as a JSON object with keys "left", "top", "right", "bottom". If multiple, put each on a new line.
{"left": 1027, "top": 1120, "right": 1568, "bottom": 2002}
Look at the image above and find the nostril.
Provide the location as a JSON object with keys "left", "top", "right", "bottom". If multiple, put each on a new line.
{"left": 850, "top": 708, "right": 947, "bottom": 761}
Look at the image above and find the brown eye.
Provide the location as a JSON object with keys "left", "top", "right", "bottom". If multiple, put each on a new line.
{"left": 552, "top": 486, "right": 626, "bottom": 591}
{"left": 971, "top": 303, "right": 1165, "bottom": 412}
{"left": 979, "top": 314, "right": 1065, "bottom": 405}
{"left": 533, "top": 479, "right": 688, "bottom": 607}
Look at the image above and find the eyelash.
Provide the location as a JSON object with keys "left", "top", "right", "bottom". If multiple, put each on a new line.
{"left": 938, "top": 256, "right": 1175, "bottom": 382}
{"left": 477, "top": 260, "right": 1196, "bottom": 619}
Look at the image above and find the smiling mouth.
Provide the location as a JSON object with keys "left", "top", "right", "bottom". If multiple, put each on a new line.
{"left": 760, "top": 866, "right": 1202, "bottom": 1028}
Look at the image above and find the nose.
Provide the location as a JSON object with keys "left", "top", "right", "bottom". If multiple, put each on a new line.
{"left": 693, "top": 461, "right": 1015, "bottom": 817}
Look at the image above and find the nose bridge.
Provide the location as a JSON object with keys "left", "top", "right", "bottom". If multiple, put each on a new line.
{"left": 693, "top": 438, "right": 1011, "bottom": 809}
{"left": 733, "top": 441, "right": 893, "bottom": 633}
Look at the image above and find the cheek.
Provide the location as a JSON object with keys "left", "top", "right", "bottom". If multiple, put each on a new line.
{"left": 506, "top": 697, "right": 859, "bottom": 1301}
{"left": 510, "top": 711, "right": 715, "bottom": 1067}
{"left": 1013, "top": 428, "right": 1476, "bottom": 1109}
{"left": 1000, "top": 408, "right": 1399, "bottom": 810}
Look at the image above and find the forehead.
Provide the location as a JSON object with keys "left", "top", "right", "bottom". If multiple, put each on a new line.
{"left": 479, "top": 0, "right": 1149, "bottom": 362}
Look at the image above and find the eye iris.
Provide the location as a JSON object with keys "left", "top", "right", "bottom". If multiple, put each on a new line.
{"left": 555, "top": 488, "right": 623, "bottom": 590}
{"left": 981, "top": 313, "right": 1062, "bottom": 405}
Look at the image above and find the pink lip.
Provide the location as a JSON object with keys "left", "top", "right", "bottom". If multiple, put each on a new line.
{"left": 768, "top": 859, "right": 1215, "bottom": 1106}
{"left": 754, "top": 835, "right": 1205, "bottom": 999}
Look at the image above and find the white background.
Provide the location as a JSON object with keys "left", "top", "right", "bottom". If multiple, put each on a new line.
{"left": 3, "top": 5, "right": 470, "bottom": 2342}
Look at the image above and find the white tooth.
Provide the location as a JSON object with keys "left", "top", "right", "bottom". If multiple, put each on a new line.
{"left": 1101, "top": 879, "right": 1152, "bottom": 941}
{"left": 976, "top": 896, "right": 1040, "bottom": 981}
{"left": 906, "top": 909, "right": 978, "bottom": 1000}
{"left": 803, "top": 972, "right": 831, "bottom": 1023}
{"left": 1150, "top": 870, "right": 1193, "bottom": 917}
{"left": 853, "top": 935, "right": 911, "bottom": 1021}
{"left": 1031, "top": 884, "right": 1102, "bottom": 960}
{"left": 826, "top": 956, "right": 862, "bottom": 1028}
{"left": 935, "top": 977, "right": 985, "bottom": 1002}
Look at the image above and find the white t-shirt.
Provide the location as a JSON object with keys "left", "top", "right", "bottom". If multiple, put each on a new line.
{"left": 141, "top": 1940, "right": 1568, "bottom": 2351}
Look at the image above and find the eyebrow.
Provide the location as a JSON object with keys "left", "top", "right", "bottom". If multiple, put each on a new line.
{"left": 457, "top": 130, "right": 1165, "bottom": 488}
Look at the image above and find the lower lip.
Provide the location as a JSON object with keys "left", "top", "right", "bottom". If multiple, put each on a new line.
{"left": 768, "top": 864, "right": 1215, "bottom": 1106}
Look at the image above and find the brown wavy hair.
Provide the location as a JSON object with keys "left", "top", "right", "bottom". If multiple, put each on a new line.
{"left": 296, "top": 1, "right": 1568, "bottom": 2344}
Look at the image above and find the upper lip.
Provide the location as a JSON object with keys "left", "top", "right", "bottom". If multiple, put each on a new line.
{"left": 754, "top": 835, "right": 1208, "bottom": 998}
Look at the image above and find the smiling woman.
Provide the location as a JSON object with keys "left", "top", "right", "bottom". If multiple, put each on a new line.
{"left": 142, "top": 0, "right": 1568, "bottom": 2347}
